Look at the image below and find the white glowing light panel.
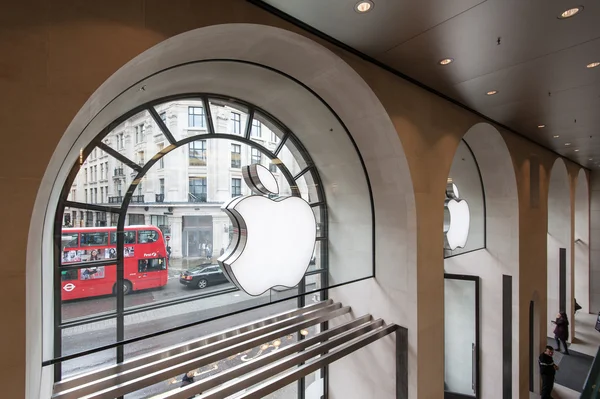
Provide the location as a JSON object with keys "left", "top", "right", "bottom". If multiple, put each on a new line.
{"left": 444, "top": 180, "right": 470, "bottom": 250}
{"left": 219, "top": 164, "right": 317, "bottom": 296}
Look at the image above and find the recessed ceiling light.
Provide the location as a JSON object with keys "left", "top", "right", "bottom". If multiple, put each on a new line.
{"left": 574, "top": 149, "right": 580, "bottom": 152}
{"left": 553, "top": 135, "right": 560, "bottom": 138}
{"left": 589, "top": 158, "right": 593, "bottom": 161}
{"left": 558, "top": 6, "right": 583, "bottom": 19}
{"left": 439, "top": 58, "right": 454, "bottom": 66}
{"left": 538, "top": 124, "right": 546, "bottom": 128}
{"left": 565, "top": 142, "right": 571, "bottom": 146}
{"left": 587, "top": 62, "right": 600, "bottom": 69}
{"left": 486, "top": 90, "right": 498, "bottom": 96}
{"left": 354, "top": 0, "right": 374, "bottom": 13}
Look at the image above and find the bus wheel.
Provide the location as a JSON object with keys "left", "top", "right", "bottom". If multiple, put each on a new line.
{"left": 113, "top": 281, "right": 133, "bottom": 295}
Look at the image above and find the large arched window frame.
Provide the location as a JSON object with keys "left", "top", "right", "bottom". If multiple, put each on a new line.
{"left": 52, "top": 94, "right": 329, "bottom": 390}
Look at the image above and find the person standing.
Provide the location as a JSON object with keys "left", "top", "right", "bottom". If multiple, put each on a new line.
{"left": 539, "top": 346, "right": 559, "bottom": 399}
{"left": 552, "top": 311, "right": 570, "bottom": 355}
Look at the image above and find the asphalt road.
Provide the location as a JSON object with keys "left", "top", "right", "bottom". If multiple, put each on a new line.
{"left": 61, "top": 272, "right": 218, "bottom": 321}
{"left": 59, "top": 278, "right": 320, "bottom": 398}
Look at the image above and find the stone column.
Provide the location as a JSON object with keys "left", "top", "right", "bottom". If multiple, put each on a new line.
{"left": 169, "top": 215, "right": 183, "bottom": 258}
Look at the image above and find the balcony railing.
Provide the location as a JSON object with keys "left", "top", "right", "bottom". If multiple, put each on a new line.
{"left": 131, "top": 195, "right": 145, "bottom": 203}
{"left": 155, "top": 194, "right": 165, "bottom": 203}
{"left": 188, "top": 193, "right": 207, "bottom": 203}
{"left": 108, "top": 196, "right": 123, "bottom": 204}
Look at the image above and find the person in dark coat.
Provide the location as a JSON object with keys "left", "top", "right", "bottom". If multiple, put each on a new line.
{"left": 552, "top": 311, "right": 570, "bottom": 355}
{"left": 539, "top": 346, "right": 559, "bottom": 399}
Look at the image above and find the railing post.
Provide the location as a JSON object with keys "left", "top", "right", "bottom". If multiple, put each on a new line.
{"left": 396, "top": 326, "right": 408, "bottom": 399}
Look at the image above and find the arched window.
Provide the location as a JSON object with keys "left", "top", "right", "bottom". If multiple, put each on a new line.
{"left": 53, "top": 95, "right": 328, "bottom": 396}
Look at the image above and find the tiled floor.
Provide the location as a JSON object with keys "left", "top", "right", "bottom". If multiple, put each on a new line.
{"left": 531, "top": 311, "right": 600, "bottom": 399}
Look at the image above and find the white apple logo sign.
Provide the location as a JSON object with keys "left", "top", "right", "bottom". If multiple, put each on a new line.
{"left": 443, "top": 179, "right": 470, "bottom": 250}
{"left": 218, "top": 163, "right": 317, "bottom": 296}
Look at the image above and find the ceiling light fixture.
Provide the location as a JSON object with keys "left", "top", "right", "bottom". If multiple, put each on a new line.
{"left": 486, "top": 90, "right": 498, "bottom": 96}
{"left": 537, "top": 124, "right": 546, "bottom": 128}
{"left": 558, "top": 6, "right": 583, "bottom": 19}
{"left": 589, "top": 158, "right": 593, "bottom": 161}
{"left": 354, "top": 0, "right": 374, "bottom": 13}
{"left": 553, "top": 135, "right": 560, "bottom": 138}
{"left": 587, "top": 62, "right": 600, "bottom": 69}
{"left": 565, "top": 143, "right": 571, "bottom": 146}
{"left": 574, "top": 149, "right": 580, "bottom": 152}
{"left": 439, "top": 58, "right": 454, "bottom": 66}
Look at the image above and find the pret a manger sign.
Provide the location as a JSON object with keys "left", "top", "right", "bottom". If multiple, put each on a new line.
{"left": 218, "top": 164, "right": 317, "bottom": 296}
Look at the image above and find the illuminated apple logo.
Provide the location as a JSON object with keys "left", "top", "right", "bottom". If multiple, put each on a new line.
{"left": 443, "top": 179, "right": 470, "bottom": 250}
{"left": 218, "top": 164, "right": 317, "bottom": 296}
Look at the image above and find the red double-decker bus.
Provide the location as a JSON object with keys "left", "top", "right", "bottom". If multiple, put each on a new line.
{"left": 60, "top": 225, "right": 169, "bottom": 301}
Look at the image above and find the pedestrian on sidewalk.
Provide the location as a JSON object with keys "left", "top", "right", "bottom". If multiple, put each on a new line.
{"left": 552, "top": 311, "right": 570, "bottom": 355}
{"left": 539, "top": 346, "right": 559, "bottom": 399}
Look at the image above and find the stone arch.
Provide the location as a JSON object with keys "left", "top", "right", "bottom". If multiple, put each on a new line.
{"left": 574, "top": 169, "right": 590, "bottom": 314}
{"left": 547, "top": 159, "right": 572, "bottom": 337}
{"left": 26, "top": 24, "right": 416, "bottom": 397}
{"left": 444, "top": 123, "right": 519, "bottom": 398}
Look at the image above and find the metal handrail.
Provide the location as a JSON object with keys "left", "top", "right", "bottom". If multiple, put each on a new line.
{"left": 54, "top": 300, "right": 333, "bottom": 392}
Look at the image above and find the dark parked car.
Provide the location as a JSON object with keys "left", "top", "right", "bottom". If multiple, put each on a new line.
{"left": 179, "top": 264, "right": 230, "bottom": 289}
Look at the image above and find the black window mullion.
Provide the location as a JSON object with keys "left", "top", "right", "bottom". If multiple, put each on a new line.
{"left": 115, "top": 211, "right": 126, "bottom": 365}
{"left": 244, "top": 107, "right": 255, "bottom": 140}
{"left": 97, "top": 142, "right": 143, "bottom": 173}
{"left": 202, "top": 97, "right": 215, "bottom": 133}
{"left": 274, "top": 131, "right": 289, "bottom": 156}
{"left": 148, "top": 106, "right": 176, "bottom": 145}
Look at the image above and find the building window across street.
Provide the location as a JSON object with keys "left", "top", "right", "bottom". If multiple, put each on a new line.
{"left": 232, "top": 178, "right": 242, "bottom": 197}
{"left": 251, "top": 148, "right": 261, "bottom": 164}
{"left": 189, "top": 177, "right": 207, "bottom": 202}
{"left": 188, "top": 106, "right": 205, "bottom": 128}
{"left": 189, "top": 140, "right": 207, "bottom": 166}
{"left": 231, "top": 144, "right": 241, "bottom": 168}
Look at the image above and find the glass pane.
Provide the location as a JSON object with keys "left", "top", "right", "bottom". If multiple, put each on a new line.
{"left": 61, "top": 347, "right": 116, "bottom": 380}
{"left": 155, "top": 99, "right": 209, "bottom": 138}
{"left": 295, "top": 168, "right": 320, "bottom": 203}
{"left": 67, "top": 146, "right": 134, "bottom": 208}
{"left": 284, "top": 136, "right": 310, "bottom": 171}
{"left": 122, "top": 299, "right": 298, "bottom": 398}
{"left": 208, "top": 98, "right": 249, "bottom": 135}
{"left": 61, "top": 324, "right": 117, "bottom": 377}
{"left": 305, "top": 369, "right": 325, "bottom": 399}
{"left": 306, "top": 240, "right": 323, "bottom": 273}
{"left": 444, "top": 278, "right": 477, "bottom": 396}
{"left": 59, "top": 207, "right": 119, "bottom": 321}
{"left": 254, "top": 110, "right": 286, "bottom": 150}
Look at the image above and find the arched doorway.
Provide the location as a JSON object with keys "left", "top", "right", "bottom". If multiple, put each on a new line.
{"left": 547, "top": 159, "right": 572, "bottom": 339}
{"left": 27, "top": 24, "right": 415, "bottom": 398}
{"left": 443, "top": 123, "right": 519, "bottom": 398}
{"left": 574, "top": 169, "right": 590, "bottom": 320}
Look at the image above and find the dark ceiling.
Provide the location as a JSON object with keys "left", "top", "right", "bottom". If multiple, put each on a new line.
{"left": 257, "top": 0, "right": 600, "bottom": 168}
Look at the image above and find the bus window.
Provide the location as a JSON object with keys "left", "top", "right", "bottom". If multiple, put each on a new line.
{"left": 138, "top": 258, "right": 166, "bottom": 273}
{"left": 138, "top": 230, "right": 159, "bottom": 244}
{"left": 110, "top": 231, "right": 136, "bottom": 244}
{"left": 81, "top": 232, "right": 109, "bottom": 246}
{"left": 125, "top": 231, "right": 136, "bottom": 244}
{"left": 62, "top": 233, "right": 79, "bottom": 248}
{"left": 61, "top": 269, "right": 78, "bottom": 281}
